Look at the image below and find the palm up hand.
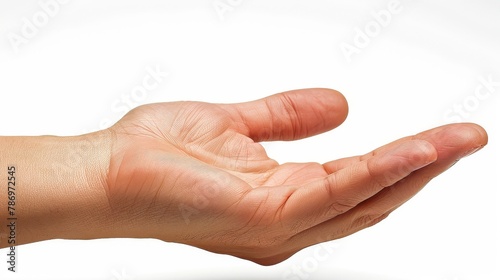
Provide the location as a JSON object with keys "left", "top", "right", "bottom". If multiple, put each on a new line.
{"left": 104, "top": 88, "right": 487, "bottom": 265}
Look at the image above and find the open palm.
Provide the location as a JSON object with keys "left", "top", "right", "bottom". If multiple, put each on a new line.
{"left": 104, "top": 88, "right": 487, "bottom": 265}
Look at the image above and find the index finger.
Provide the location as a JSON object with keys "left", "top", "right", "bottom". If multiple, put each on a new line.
{"left": 277, "top": 139, "right": 437, "bottom": 232}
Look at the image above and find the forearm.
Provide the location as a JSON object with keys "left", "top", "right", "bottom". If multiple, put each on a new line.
{"left": 0, "top": 131, "right": 112, "bottom": 248}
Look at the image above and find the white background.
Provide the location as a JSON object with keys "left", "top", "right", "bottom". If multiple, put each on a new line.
{"left": 0, "top": 0, "right": 499, "bottom": 279}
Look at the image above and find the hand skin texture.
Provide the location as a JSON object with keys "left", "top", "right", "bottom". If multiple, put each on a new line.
{"left": 0, "top": 88, "right": 488, "bottom": 265}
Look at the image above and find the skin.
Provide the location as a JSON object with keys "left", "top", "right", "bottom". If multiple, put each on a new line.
{"left": 0, "top": 88, "right": 488, "bottom": 265}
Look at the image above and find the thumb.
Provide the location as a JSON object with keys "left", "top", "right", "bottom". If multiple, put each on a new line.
{"left": 221, "top": 88, "right": 349, "bottom": 142}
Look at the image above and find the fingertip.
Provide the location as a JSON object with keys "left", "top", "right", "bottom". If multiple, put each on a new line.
{"left": 414, "top": 122, "right": 489, "bottom": 162}
{"left": 461, "top": 122, "right": 488, "bottom": 146}
{"left": 309, "top": 88, "right": 349, "bottom": 128}
{"left": 430, "top": 123, "right": 488, "bottom": 146}
{"left": 281, "top": 88, "right": 350, "bottom": 139}
{"left": 456, "top": 123, "right": 488, "bottom": 158}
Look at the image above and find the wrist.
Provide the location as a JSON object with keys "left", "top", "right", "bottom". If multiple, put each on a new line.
{"left": 0, "top": 130, "right": 113, "bottom": 248}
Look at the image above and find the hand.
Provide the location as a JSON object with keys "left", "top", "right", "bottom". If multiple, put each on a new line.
{"left": 103, "top": 88, "right": 487, "bottom": 265}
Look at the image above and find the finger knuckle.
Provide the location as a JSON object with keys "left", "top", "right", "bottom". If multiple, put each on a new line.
{"left": 328, "top": 198, "right": 358, "bottom": 215}
{"left": 352, "top": 210, "right": 388, "bottom": 230}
